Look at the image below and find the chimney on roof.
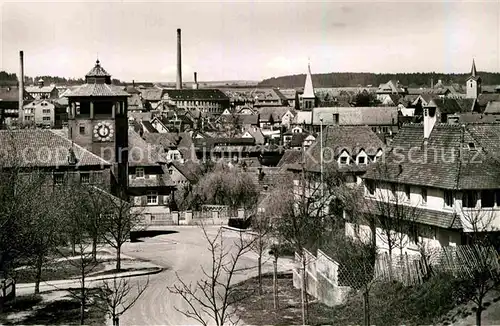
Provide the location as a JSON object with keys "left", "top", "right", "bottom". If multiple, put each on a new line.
{"left": 176, "top": 28, "right": 183, "bottom": 90}
{"left": 192, "top": 72, "right": 199, "bottom": 90}
{"left": 431, "top": 78, "right": 434, "bottom": 89}
{"left": 423, "top": 106, "right": 437, "bottom": 139}
{"left": 132, "top": 80, "right": 135, "bottom": 87}
{"left": 19, "top": 51, "right": 24, "bottom": 115}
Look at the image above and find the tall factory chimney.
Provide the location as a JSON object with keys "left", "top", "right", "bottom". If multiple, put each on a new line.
{"left": 19, "top": 51, "right": 24, "bottom": 120}
{"left": 176, "top": 28, "right": 182, "bottom": 90}
{"left": 193, "top": 72, "right": 199, "bottom": 89}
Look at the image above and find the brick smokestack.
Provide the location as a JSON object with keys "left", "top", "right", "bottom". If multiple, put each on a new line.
{"left": 176, "top": 28, "right": 182, "bottom": 90}
{"left": 19, "top": 51, "right": 24, "bottom": 117}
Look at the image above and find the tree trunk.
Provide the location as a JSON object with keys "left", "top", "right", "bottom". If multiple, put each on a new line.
{"left": 273, "top": 256, "right": 278, "bottom": 310}
{"left": 113, "top": 316, "right": 119, "bottom": 326}
{"left": 476, "top": 304, "right": 483, "bottom": 326}
{"left": 363, "top": 288, "right": 370, "bottom": 326}
{"left": 80, "top": 272, "right": 85, "bottom": 325}
{"left": 116, "top": 246, "right": 121, "bottom": 271}
{"left": 301, "top": 257, "right": 308, "bottom": 325}
{"left": 258, "top": 255, "right": 262, "bottom": 295}
{"left": 92, "top": 236, "right": 97, "bottom": 262}
{"left": 34, "top": 254, "right": 43, "bottom": 294}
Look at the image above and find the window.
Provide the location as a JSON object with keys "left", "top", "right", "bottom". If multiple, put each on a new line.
{"left": 481, "top": 190, "right": 495, "bottom": 208}
{"left": 444, "top": 190, "right": 454, "bottom": 208}
{"left": 147, "top": 192, "right": 158, "bottom": 205}
{"left": 80, "top": 172, "right": 90, "bottom": 184}
{"left": 168, "top": 169, "right": 173, "bottom": 175}
{"left": 340, "top": 156, "right": 348, "bottom": 165}
{"left": 42, "top": 117, "right": 51, "bottom": 121}
{"left": 404, "top": 185, "right": 411, "bottom": 201}
{"left": 463, "top": 191, "right": 477, "bottom": 208}
{"left": 358, "top": 156, "right": 366, "bottom": 164}
{"left": 135, "top": 167, "right": 145, "bottom": 178}
{"left": 421, "top": 188, "right": 427, "bottom": 205}
{"left": 382, "top": 127, "right": 389, "bottom": 133}
{"left": 79, "top": 125, "right": 85, "bottom": 135}
{"left": 53, "top": 173, "right": 64, "bottom": 185}
{"left": 42, "top": 109, "right": 50, "bottom": 114}
{"left": 366, "top": 180, "right": 375, "bottom": 196}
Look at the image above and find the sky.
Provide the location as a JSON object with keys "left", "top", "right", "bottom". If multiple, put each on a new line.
{"left": 1, "top": 0, "right": 500, "bottom": 82}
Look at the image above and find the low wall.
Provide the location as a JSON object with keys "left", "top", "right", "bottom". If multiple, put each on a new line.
{"left": 293, "top": 249, "right": 351, "bottom": 307}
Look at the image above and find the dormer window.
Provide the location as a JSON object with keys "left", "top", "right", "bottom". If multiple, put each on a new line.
{"left": 358, "top": 157, "right": 366, "bottom": 165}
{"left": 468, "top": 143, "right": 476, "bottom": 150}
{"left": 340, "top": 156, "right": 348, "bottom": 165}
{"left": 135, "top": 167, "right": 145, "bottom": 178}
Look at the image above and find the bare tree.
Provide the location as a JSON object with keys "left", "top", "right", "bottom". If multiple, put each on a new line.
{"left": 457, "top": 204, "right": 500, "bottom": 326}
{"left": 99, "top": 186, "right": 145, "bottom": 271}
{"left": 249, "top": 211, "right": 272, "bottom": 295}
{"left": 94, "top": 275, "right": 149, "bottom": 326}
{"left": 169, "top": 224, "right": 255, "bottom": 326}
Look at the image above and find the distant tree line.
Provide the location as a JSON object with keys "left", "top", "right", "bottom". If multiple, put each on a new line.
{"left": 259, "top": 72, "right": 500, "bottom": 88}
{"left": 0, "top": 71, "right": 122, "bottom": 86}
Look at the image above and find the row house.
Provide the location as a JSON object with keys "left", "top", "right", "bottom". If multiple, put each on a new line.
{"left": 285, "top": 125, "right": 385, "bottom": 189}
{"left": 20, "top": 99, "right": 66, "bottom": 128}
{"left": 357, "top": 111, "right": 500, "bottom": 255}
{"left": 162, "top": 89, "right": 230, "bottom": 116}
{"left": 252, "top": 88, "right": 289, "bottom": 108}
{"left": 25, "top": 79, "right": 59, "bottom": 100}
{"left": 128, "top": 129, "right": 176, "bottom": 222}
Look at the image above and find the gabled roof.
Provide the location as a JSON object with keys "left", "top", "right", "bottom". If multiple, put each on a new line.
{"left": 288, "top": 125, "right": 385, "bottom": 173}
{"left": 25, "top": 85, "right": 56, "bottom": 94}
{"left": 140, "top": 88, "right": 165, "bottom": 101}
{"left": 429, "top": 98, "right": 470, "bottom": 114}
{"left": 246, "top": 127, "right": 265, "bottom": 145}
{"left": 477, "top": 94, "right": 500, "bottom": 108}
{"left": 167, "top": 160, "right": 202, "bottom": 183}
{"left": 0, "top": 129, "right": 110, "bottom": 167}
{"left": 312, "top": 107, "right": 398, "bottom": 126}
{"left": 363, "top": 123, "right": 500, "bottom": 190}
{"left": 277, "top": 149, "right": 303, "bottom": 168}
{"left": 128, "top": 129, "right": 163, "bottom": 166}
{"left": 484, "top": 101, "right": 500, "bottom": 115}
{"left": 259, "top": 106, "right": 294, "bottom": 122}
{"left": 143, "top": 132, "right": 195, "bottom": 161}
{"left": 141, "top": 120, "right": 158, "bottom": 133}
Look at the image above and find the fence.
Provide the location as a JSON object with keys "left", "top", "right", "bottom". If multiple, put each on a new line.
{"left": 293, "top": 249, "right": 352, "bottom": 307}
{"left": 138, "top": 209, "right": 232, "bottom": 228}
{"left": 374, "top": 245, "right": 500, "bottom": 286}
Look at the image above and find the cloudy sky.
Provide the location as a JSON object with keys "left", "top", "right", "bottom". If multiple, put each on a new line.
{"left": 1, "top": 0, "right": 499, "bottom": 82}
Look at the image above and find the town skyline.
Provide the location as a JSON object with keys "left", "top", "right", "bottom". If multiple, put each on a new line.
{"left": 1, "top": 1, "right": 500, "bottom": 82}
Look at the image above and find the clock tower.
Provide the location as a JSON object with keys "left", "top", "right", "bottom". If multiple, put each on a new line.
{"left": 66, "top": 59, "right": 130, "bottom": 191}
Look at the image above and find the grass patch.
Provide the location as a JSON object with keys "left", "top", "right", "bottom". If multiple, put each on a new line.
{"left": 231, "top": 272, "right": 468, "bottom": 325}
{"left": 0, "top": 289, "right": 106, "bottom": 326}
{"left": 13, "top": 258, "right": 106, "bottom": 284}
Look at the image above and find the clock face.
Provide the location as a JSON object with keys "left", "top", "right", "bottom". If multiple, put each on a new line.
{"left": 93, "top": 122, "right": 114, "bottom": 142}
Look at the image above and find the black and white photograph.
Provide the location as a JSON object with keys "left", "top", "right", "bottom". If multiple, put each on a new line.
{"left": 1, "top": 1, "right": 500, "bottom": 325}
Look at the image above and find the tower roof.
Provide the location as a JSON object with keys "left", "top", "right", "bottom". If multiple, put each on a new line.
{"left": 471, "top": 59, "right": 477, "bottom": 77}
{"left": 86, "top": 59, "right": 111, "bottom": 77}
{"left": 303, "top": 62, "right": 315, "bottom": 99}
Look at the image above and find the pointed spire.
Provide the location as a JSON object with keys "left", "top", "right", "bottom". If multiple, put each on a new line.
{"left": 303, "top": 60, "right": 315, "bottom": 99}
{"left": 471, "top": 58, "right": 477, "bottom": 77}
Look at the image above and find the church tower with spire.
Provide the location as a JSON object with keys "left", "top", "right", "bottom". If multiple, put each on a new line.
{"left": 466, "top": 59, "right": 481, "bottom": 99}
{"left": 302, "top": 61, "right": 316, "bottom": 110}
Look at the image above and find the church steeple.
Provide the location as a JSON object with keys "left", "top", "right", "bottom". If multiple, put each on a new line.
{"left": 466, "top": 58, "right": 481, "bottom": 99}
{"left": 471, "top": 58, "right": 477, "bottom": 77}
{"left": 302, "top": 60, "right": 316, "bottom": 110}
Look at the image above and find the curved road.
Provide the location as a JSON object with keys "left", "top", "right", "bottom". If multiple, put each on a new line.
{"left": 120, "top": 226, "right": 291, "bottom": 325}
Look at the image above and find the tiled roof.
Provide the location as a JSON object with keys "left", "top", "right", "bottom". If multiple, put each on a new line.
{"left": 246, "top": 127, "right": 265, "bottom": 145}
{"left": 25, "top": 85, "right": 56, "bottom": 93}
{"left": 143, "top": 132, "right": 195, "bottom": 161}
{"left": 128, "top": 129, "right": 163, "bottom": 166}
{"left": 312, "top": 107, "right": 398, "bottom": 126}
{"left": 278, "top": 89, "right": 297, "bottom": 100}
{"left": 140, "top": 88, "right": 164, "bottom": 101}
{"left": 294, "top": 111, "right": 312, "bottom": 125}
{"left": 362, "top": 198, "right": 461, "bottom": 229}
{"left": 127, "top": 93, "right": 143, "bottom": 109}
{"left": 277, "top": 149, "right": 302, "bottom": 168}
{"left": 363, "top": 123, "right": 500, "bottom": 190}
{"left": 259, "top": 106, "right": 293, "bottom": 122}
{"left": 0, "top": 86, "right": 34, "bottom": 102}
{"left": 167, "top": 160, "right": 201, "bottom": 183}
{"left": 129, "top": 173, "right": 175, "bottom": 188}
{"left": 163, "top": 89, "right": 229, "bottom": 101}
{"left": 124, "top": 85, "right": 141, "bottom": 94}
{"left": 86, "top": 60, "right": 110, "bottom": 77}
{"left": 289, "top": 133, "right": 309, "bottom": 147}
{"left": 484, "top": 101, "right": 500, "bottom": 114}
{"left": 429, "top": 98, "right": 469, "bottom": 114}
{"left": 289, "top": 125, "right": 384, "bottom": 173}
{"left": 0, "top": 129, "right": 110, "bottom": 167}
{"left": 66, "top": 83, "right": 130, "bottom": 97}
{"left": 141, "top": 120, "right": 158, "bottom": 133}
{"left": 477, "top": 94, "right": 500, "bottom": 108}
